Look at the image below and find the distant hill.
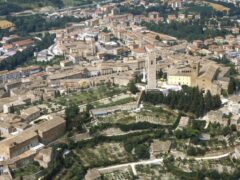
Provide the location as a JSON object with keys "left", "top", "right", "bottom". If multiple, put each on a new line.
{"left": 0, "top": 0, "right": 112, "bottom": 15}
{"left": 0, "top": 0, "right": 64, "bottom": 15}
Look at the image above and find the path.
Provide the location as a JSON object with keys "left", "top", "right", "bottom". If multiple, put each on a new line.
{"left": 193, "top": 152, "right": 230, "bottom": 160}
{"left": 98, "top": 158, "right": 163, "bottom": 176}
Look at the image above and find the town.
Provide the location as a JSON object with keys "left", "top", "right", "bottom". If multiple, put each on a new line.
{"left": 0, "top": 0, "right": 240, "bottom": 179}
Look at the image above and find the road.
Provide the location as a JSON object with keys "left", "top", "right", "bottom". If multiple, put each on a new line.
{"left": 98, "top": 158, "right": 163, "bottom": 176}
{"left": 193, "top": 152, "right": 230, "bottom": 160}
{"left": 96, "top": 152, "right": 231, "bottom": 176}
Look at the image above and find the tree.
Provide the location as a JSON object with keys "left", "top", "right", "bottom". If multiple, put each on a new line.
{"left": 228, "top": 77, "right": 236, "bottom": 94}
{"left": 143, "top": 86, "right": 220, "bottom": 117}
{"left": 54, "top": 90, "right": 61, "bottom": 98}
{"left": 9, "top": 104, "right": 15, "bottom": 114}
{"left": 86, "top": 103, "right": 94, "bottom": 113}
{"left": 204, "top": 90, "right": 213, "bottom": 112}
{"left": 65, "top": 103, "right": 79, "bottom": 130}
{"left": 155, "top": 35, "right": 161, "bottom": 41}
{"left": 212, "top": 95, "right": 221, "bottom": 109}
{"left": 127, "top": 80, "right": 139, "bottom": 94}
{"left": 195, "top": 95, "right": 205, "bottom": 117}
{"left": 157, "top": 69, "right": 164, "bottom": 79}
{"left": 135, "top": 144, "right": 150, "bottom": 159}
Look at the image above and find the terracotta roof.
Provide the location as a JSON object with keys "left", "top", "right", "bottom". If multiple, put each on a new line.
{"left": 13, "top": 39, "right": 33, "bottom": 47}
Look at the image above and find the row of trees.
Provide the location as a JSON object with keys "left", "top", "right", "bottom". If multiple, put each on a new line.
{"left": 65, "top": 103, "right": 80, "bottom": 130}
{"left": 142, "top": 21, "right": 228, "bottom": 42}
{"left": 0, "top": 29, "right": 12, "bottom": 40}
{"left": 0, "top": 33, "right": 55, "bottom": 70}
{"left": 89, "top": 122, "right": 169, "bottom": 135}
{"left": 142, "top": 86, "right": 221, "bottom": 117}
{"left": 0, "top": 2, "right": 23, "bottom": 16}
{"left": 0, "top": 0, "right": 64, "bottom": 13}
{"left": 7, "top": 15, "right": 90, "bottom": 36}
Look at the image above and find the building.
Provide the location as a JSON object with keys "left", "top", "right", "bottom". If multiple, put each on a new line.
{"left": 0, "top": 129, "right": 39, "bottom": 160}
{"left": 0, "top": 115, "right": 65, "bottom": 162}
{"left": 147, "top": 53, "right": 157, "bottom": 89}
{"left": 150, "top": 140, "right": 171, "bottom": 158}
{"left": 34, "top": 148, "right": 53, "bottom": 168}
{"left": 36, "top": 115, "right": 66, "bottom": 145}
{"left": 167, "top": 62, "right": 199, "bottom": 87}
{"left": 20, "top": 106, "right": 41, "bottom": 122}
{"left": 85, "top": 169, "right": 101, "bottom": 180}
{"left": 60, "top": 60, "right": 73, "bottom": 68}
{"left": 0, "top": 122, "right": 17, "bottom": 138}
{"left": 206, "top": 110, "right": 227, "bottom": 126}
{"left": 12, "top": 39, "right": 34, "bottom": 49}
{"left": 167, "top": 62, "right": 230, "bottom": 94}
{"left": 99, "top": 32, "right": 111, "bottom": 43}
{"left": 3, "top": 101, "right": 26, "bottom": 114}
{"left": 176, "top": 116, "right": 190, "bottom": 130}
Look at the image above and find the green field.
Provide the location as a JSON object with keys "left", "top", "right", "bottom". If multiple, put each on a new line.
{"left": 138, "top": 104, "right": 178, "bottom": 125}
{"left": 55, "top": 85, "right": 127, "bottom": 106}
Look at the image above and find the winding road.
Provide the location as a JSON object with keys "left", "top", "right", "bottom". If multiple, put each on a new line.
{"left": 98, "top": 158, "right": 163, "bottom": 176}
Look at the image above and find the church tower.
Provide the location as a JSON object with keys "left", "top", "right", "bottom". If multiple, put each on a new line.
{"left": 147, "top": 52, "right": 157, "bottom": 89}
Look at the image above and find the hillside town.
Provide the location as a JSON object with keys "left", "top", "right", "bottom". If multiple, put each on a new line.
{"left": 0, "top": 0, "right": 240, "bottom": 179}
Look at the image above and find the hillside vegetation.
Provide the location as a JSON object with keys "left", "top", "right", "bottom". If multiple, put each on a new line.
{"left": 0, "top": 0, "right": 64, "bottom": 9}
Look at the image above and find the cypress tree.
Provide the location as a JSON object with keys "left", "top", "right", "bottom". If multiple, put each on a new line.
{"left": 204, "top": 90, "right": 213, "bottom": 112}
{"left": 228, "top": 77, "right": 235, "bottom": 94}
{"left": 212, "top": 95, "right": 221, "bottom": 109}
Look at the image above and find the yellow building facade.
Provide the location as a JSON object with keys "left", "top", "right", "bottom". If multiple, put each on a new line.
{"left": 167, "top": 75, "right": 192, "bottom": 86}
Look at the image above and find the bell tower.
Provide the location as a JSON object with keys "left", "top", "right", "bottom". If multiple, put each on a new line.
{"left": 147, "top": 52, "right": 157, "bottom": 89}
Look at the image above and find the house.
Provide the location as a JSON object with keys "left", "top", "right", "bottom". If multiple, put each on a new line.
{"left": 132, "top": 48, "right": 146, "bottom": 58}
{"left": 60, "top": 60, "right": 73, "bottom": 68}
{"left": 85, "top": 169, "right": 101, "bottom": 180}
{"left": 214, "top": 36, "right": 225, "bottom": 44}
{"left": 199, "top": 133, "right": 210, "bottom": 141}
{"left": 34, "top": 148, "right": 53, "bottom": 168}
{"left": 99, "top": 32, "right": 111, "bottom": 43}
{"left": 150, "top": 140, "right": 171, "bottom": 158}
{"left": 176, "top": 116, "right": 190, "bottom": 130}
{"left": 233, "top": 144, "right": 240, "bottom": 159}
{"left": 206, "top": 110, "right": 226, "bottom": 125}
{"left": 167, "top": 15, "right": 176, "bottom": 23}
{"left": 0, "top": 122, "right": 17, "bottom": 138}
{"left": 12, "top": 39, "right": 34, "bottom": 49}
{"left": 178, "top": 13, "right": 186, "bottom": 21}
{"left": 192, "top": 40, "right": 204, "bottom": 48}
{"left": 0, "top": 115, "right": 65, "bottom": 162}
{"left": 228, "top": 95, "right": 240, "bottom": 115}
{"left": 0, "top": 129, "right": 39, "bottom": 160}
{"left": 20, "top": 106, "right": 41, "bottom": 122}
{"left": 3, "top": 101, "right": 26, "bottom": 114}
{"left": 36, "top": 115, "right": 66, "bottom": 145}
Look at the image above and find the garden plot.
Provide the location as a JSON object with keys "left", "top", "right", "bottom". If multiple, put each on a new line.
{"left": 75, "top": 143, "right": 134, "bottom": 167}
